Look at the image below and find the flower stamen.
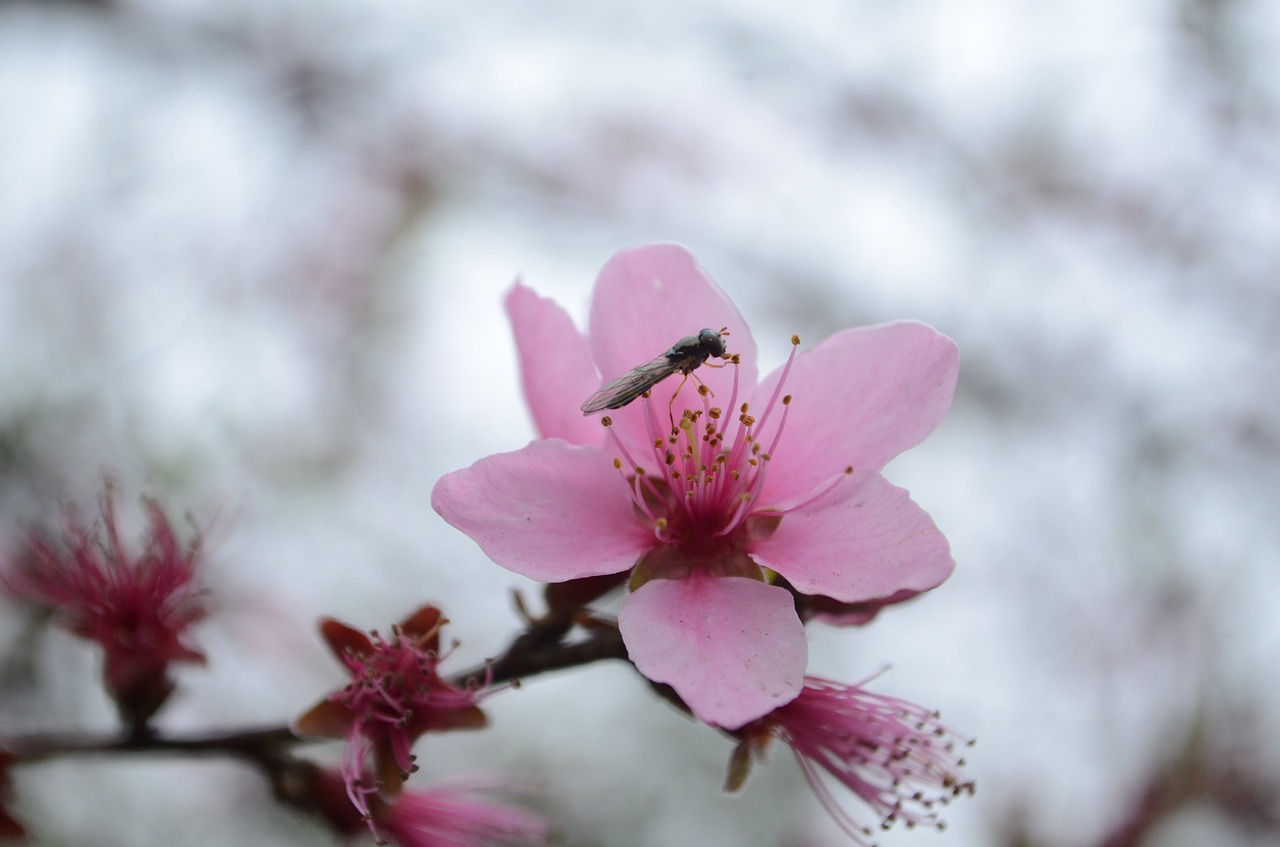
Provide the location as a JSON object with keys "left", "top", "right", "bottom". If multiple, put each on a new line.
{"left": 742, "top": 676, "right": 974, "bottom": 846}
{"left": 774, "top": 464, "right": 855, "bottom": 516}
{"left": 752, "top": 335, "right": 800, "bottom": 437}
{"left": 624, "top": 338, "right": 805, "bottom": 542}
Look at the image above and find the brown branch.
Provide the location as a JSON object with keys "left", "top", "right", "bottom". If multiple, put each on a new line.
{"left": 4, "top": 725, "right": 299, "bottom": 765}
{"left": 2, "top": 618, "right": 630, "bottom": 767}
{"left": 451, "top": 615, "right": 629, "bottom": 688}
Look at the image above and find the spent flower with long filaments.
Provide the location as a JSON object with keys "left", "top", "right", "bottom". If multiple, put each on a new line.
{"left": 433, "top": 243, "right": 960, "bottom": 729}
{"left": 728, "top": 676, "right": 975, "bottom": 844}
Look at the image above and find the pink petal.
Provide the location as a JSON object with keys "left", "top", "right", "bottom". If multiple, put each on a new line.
{"left": 749, "top": 470, "right": 954, "bottom": 603}
{"left": 618, "top": 574, "right": 806, "bottom": 729}
{"left": 431, "top": 440, "right": 653, "bottom": 582}
{"left": 586, "top": 244, "right": 757, "bottom": 448}
{"left": 753, "top": 321, "right": 958, "bottom": 509}
{"left": 505, "top": 283, "right": 603, "bottom": 446}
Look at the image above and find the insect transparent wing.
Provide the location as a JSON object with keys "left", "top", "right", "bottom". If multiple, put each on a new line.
{"left": 580, "top": 354, "right": 681, "bottom": 414}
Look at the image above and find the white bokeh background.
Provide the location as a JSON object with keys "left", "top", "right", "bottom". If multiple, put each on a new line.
{"left": 2, "top": 1, "right": 1278, "bottom": 846}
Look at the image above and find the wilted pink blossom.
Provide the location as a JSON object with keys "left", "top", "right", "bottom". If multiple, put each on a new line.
{"left": 291, "top": 764, "right": 547, "bottom": 847}
{"left": 727, "top": 676, "right": 974, "bottom": 844}
{"left": 294, "top": 606, "right": 489, "bottom": 818}
{"left": 432, "top": 243, "right": 958, "bottom": 728}
{"left": 3, "top": 487, "right": 206, "bottom": 725}
{"left": 378, "top": 781, "right": 550, "bottom": 847}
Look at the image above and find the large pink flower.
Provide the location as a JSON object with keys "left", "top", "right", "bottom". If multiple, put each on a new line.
{"left": 432, "top": 244, "right": 958, "bottom": 729}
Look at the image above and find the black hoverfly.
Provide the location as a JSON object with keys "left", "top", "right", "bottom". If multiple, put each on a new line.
{"left": 581, "top": 327, "right": 729, "bottom": 415}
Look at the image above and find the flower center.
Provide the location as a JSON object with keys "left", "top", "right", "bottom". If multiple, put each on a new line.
{"left": 334, "top": 631, "right": 471, "bottom": 733}
{"left": 606, "top": 336, "right": 803, "bottom": 557}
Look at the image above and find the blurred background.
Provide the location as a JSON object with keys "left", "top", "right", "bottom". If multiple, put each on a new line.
{"left": 2, "top": 0, "right": 1279, "bottom": 845}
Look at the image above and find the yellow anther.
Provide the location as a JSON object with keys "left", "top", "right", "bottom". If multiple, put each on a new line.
{"left": 791, "top": 334, "right": 800, "bottom": 346}
{"left": 601, "top": 416, "right": 613, "bottom": 427}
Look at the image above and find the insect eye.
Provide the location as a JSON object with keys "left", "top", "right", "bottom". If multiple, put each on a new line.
{"left": 699, "top": 328, "right": 726, "bottom": 357}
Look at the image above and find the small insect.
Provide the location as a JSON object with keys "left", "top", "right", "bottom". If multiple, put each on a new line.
{"left": 581, "top": 327, "right": 729, "bottom": 415}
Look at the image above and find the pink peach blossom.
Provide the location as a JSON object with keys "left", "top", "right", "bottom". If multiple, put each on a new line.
{"left": 432, "top": 244, "right": 958, "bottom": 728}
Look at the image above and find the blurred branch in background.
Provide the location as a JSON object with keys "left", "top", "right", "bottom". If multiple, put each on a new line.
{"left": 997, "top": 564, "right": 1280, "bottom": 847}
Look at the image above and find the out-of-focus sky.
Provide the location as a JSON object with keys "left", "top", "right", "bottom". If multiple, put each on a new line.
{"left": 2, "top": 1, "right": 1279, "bottom": 845}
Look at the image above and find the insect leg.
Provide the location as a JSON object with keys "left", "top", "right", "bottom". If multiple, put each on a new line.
{"left": 666, "top": 373, "right": 693, "bottom": 433}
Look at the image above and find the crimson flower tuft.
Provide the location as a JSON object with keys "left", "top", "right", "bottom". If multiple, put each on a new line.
{"left": 727, "top": 676, "right": 974, "bottom": 844}
{"left": 433, "top": 243, "right": 958, "bottom": 729}
{"left": 3, "top": 487, "right": 206, "bottom": 726}
{"left": 295, "top": 606, "right": 490, "bottom": 823}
